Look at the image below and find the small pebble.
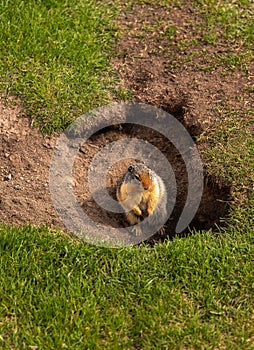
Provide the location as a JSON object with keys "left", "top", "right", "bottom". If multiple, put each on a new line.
{"left": 4, "top": 173, "right": 12, "bottom": 181}
{"left": 14, "top": 185, "right": 22, "bottom": 190}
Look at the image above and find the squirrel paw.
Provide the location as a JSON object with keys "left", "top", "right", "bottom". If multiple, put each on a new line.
{"left": 131, "top": 225, "right": 143, "bottom": 236}
{"left": 157, "top": 226, "right": 166, "bottom": 235}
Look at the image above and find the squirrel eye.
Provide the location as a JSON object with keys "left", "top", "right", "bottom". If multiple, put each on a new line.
{"left": 144, "top": 187, "right": 148, "bottom": 190}
{"left": 128, "top": 165, "right": 134, "bottom": 173}
{"left": 134, "top": 174, "right": 140, "bottom": 181}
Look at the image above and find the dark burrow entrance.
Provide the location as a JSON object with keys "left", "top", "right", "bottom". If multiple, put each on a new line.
{"left": 72, "top": 102, "right": 231, "bottom": 243}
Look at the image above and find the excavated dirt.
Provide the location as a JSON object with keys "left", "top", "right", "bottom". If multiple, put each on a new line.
{"left": 1, "top": 2, "right": 252, "bottom": 242}
{"left": 0, "top": 100, "right": 60, "bottom": 227}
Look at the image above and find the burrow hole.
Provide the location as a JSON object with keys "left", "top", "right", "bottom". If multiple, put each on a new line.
{"left": 72, "top": 102, "right": 231, "bottom": 242}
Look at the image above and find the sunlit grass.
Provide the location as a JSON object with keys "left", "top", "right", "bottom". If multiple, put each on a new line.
{"left": 0, "top": 1, "right": 254, "bottom": 348}
{"left": 0, "top": 225, "right": 253, "bottom": 349}
{"left": 0, "top": 0, "right": 117, "bottom": 133}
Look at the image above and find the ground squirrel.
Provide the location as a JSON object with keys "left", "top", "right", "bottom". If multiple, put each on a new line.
{"left": 116, "top": 163, "right": 168, "bottom": 236}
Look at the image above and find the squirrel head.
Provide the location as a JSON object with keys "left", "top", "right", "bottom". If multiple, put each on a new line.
{"left": 127, "top": 163, "right": 152, "bottom": 190}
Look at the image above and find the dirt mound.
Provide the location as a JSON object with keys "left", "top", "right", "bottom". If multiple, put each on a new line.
{"left": 1, "top": 3, "right": 252, "bottom": 241}
{"left": 0, "top": 97, "right": 231, "bottom": 241}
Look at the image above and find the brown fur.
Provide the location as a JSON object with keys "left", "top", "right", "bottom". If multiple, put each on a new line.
{"left": 117, "top": 163, "right": 167, "bottom": 235}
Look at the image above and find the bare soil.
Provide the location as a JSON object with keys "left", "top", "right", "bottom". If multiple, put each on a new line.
{"left": 0, "top": 100, "right": 60, "bottom": 227}
{"left": 0, "top": 3, "right": 252, "bottom": 241}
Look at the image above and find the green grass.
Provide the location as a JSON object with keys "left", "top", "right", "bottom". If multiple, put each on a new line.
{"left": 0, "top": 0, "right": 254, "bottom": 348}
{"left": 191, "top": 0, "right": 254, "bottom": 71}
{"left": 0, "top": 225, "right": 253, "bottom": 349}
{"left": 194, "top": 0, "right": 254, "bottom": 44}
{"left": 0, "top": 0, "right": 117, "bottom": 133}
{"left": 202, "top": 111, "right": 254, "bottom": 187}
{"left": 1, "top": 0, "right": 253, "bottom": 131}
